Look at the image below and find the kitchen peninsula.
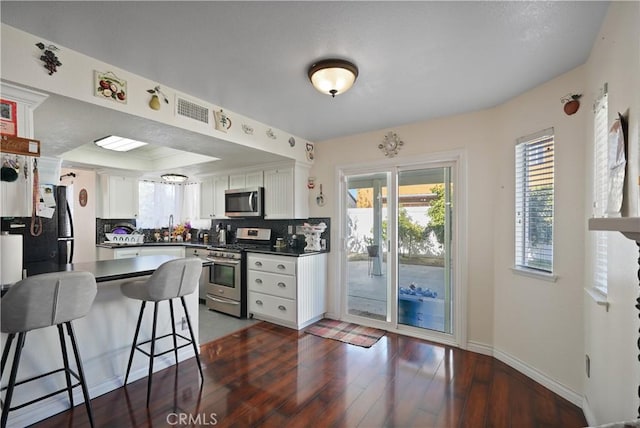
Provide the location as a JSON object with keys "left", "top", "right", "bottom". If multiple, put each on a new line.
{"left": 1, "top": 255, "right": 206, "bottom": 427}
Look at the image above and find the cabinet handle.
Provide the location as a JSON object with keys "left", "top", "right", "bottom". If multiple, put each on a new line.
{"left": 255, "top": 278, "right": 263, "bottom": 284}
{"left": 277, "top": 282, "right": 286, "bottom": 288}
{"left": 278, "top": 305, "right": 286, "bottom": 311}
{"left": 256, "top": 300, "right": 263, "bottom": 305}
{"left": 255, "top": 261, "right": 263, "bottom": 267}
{"left": 277, "top": 264, "right": 285, "bottom": 270}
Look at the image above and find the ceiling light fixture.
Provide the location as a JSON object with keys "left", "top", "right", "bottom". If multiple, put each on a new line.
{"left": 308, "top": 59, "right": 359, "bottom": 98}
{"left": 94, "top": 135, "right": 148, "bottom": 152}
{"left": 161, "top": 173, "right": 188, "bottom": 183}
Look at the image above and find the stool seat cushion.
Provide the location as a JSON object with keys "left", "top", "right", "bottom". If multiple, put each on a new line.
{"left": 1, "top": 271, "right": 97, "bottom": 334}
{"left": 120, "top": 258, "right": 202, "bottom": 302}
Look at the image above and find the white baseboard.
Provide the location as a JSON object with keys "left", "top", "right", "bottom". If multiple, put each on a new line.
{"left": 465, "top": 340, "right": 582, "bottom": 408}
{"left": 6, "top": 348, "right": 196, "bottom": 427}
{"left": 493, "top": 347, "right": 582, "bottom": 407}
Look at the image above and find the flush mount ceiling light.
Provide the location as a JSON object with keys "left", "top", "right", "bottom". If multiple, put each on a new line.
{"left": 94, "top": 135, "right": 148, "bottom": 152}
{"left": 308, "top": 59, "right": 359, "bottom": 97}
{"left": 161, "top": 173, "right": 188, "bottom": 183}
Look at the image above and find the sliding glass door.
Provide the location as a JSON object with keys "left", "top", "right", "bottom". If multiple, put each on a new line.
{"left": 397, "top": 167, "right": 452, "bottom": 333}
{"left": 343, "top": 164, "right": 455, "bottom": 337}
{"left": 345, "top": 172, "right": 391, "bottom": 321}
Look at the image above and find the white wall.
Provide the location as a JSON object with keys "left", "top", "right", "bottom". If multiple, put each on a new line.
{"left": 311, "top": 108, "right": 498, "bottom": 349}
{"left": 61, "top": 167, "right": 97, "bottom": 263}
{"left": 310, "top": 3, "right": 640, "bottom": 420}
{"left": 582, "top": 2, "right": 640, "bottom": 424}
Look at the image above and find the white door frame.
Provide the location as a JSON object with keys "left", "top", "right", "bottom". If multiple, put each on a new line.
{"left": 335, "top": 149, "right": 468, "bottom": 349}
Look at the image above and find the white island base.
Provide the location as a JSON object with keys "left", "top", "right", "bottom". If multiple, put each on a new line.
{"left": 0, "top": 258, "right": 200, "bottom": 427}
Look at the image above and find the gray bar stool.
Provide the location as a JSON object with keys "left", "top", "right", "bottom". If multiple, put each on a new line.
{"left": 120, "top": 258, "right": 203, "bottom": 407}
{"left": 1, "top": 271, "right": 97, "bottom": 428}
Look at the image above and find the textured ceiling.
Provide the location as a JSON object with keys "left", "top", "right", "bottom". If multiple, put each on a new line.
{"left": 1, "top": 1, "right": 609, "bottom": 147}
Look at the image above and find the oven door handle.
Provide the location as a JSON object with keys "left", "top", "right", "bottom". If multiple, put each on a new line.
{"left": 207, "top": 295, "right": 241, "bottom": 305}
{"left": 207, "top": 258, "right": 241, "bottom": 266}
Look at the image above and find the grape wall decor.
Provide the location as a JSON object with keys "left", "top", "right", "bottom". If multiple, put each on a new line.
{"left": 35, "top": 42, "right": 62, "bottom": 75}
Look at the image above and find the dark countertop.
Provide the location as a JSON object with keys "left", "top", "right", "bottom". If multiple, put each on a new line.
{"left": 244, "top": 247, "right": 327, "bottom": 257}
{"left": 97, "top": 242, "right": 209, "bottom": 249}
{"left": 22, "top": 255, "right": 212, "bottom": 284}
{"left": 96, "top": 242, "right": 328, "bottom": 257}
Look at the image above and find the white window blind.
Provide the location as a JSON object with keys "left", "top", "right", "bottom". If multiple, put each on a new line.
{"left": 515, "top": 128, "right": 555, "bottom": 273}
{"left": 593, "top": 88, "right": 608, "bottom": 293}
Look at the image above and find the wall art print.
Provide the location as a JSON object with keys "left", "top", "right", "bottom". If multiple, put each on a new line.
{"left": 94, "top": 71, "right": 127, "bottom": 104}
{"left": 0, "top": 99, "right": 17, "bottom": 136}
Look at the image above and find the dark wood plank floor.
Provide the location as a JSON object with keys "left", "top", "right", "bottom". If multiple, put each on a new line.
{"left": 32, "top": 322, "right": 586, "bottom": 427}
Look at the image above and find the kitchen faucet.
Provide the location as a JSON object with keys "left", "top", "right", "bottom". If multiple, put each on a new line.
{"left": 168, "top": 214, "right": 174, "bottom": 241}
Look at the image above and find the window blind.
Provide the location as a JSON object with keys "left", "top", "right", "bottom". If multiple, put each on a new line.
{"left": 515, "top": 128, "right": 554, "bottom": 273}
{"left": 593, "top": 89, "right": 608, "bottom": 293}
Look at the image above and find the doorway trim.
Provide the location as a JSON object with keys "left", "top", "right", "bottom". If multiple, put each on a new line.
{"left": 334, "top": 149, "right": 468, "bottom": 349}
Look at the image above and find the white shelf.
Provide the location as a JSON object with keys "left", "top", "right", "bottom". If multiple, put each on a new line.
{"left": 588, "top": 217, "right": 640, "bottom": 242}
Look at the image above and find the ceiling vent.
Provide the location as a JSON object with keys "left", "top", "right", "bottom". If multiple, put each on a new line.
{"left": 176, "top": 96, "right": 209, "bottom": 124}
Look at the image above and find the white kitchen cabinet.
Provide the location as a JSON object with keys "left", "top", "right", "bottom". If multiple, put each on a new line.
{"left": 247, "top": 252, "right": 326, "bottom": 330}
{"left": 263, "top": 163, "right": 309, "bottom": 219}
{"left": 229, "top": 171, "right": 263, "bottom": 189}
{"left": 199, "top": 175, "right": 228, "bottom": 219}
{"left": 0, "top": 83, "right": 47, "bottom": 217}
{"left": 97, "top": 245, "right": 185, "bottom": 260}
{"left": 98, "top": 174, "right": 139, "bottom": 219}
{"left": 185, "top": 247, "right": 207, "bottom": 258}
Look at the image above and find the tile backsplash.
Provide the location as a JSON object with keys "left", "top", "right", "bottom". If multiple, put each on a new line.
{"left": 96, "top": 217, "right": 330, "bottom": 251}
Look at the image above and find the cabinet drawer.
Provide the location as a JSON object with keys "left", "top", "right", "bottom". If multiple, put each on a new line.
{"left": 247, "top": 270, "right": 296, "bottom": 299}
{"left": 248, "top": 292, "right": 296, "bottom": 324}
{"left": 247, "top": 254, "right": 296, "bottom": 275}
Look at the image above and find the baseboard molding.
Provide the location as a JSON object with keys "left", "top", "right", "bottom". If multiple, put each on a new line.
{"left": 6, "top": 348, "right": 196, "bottom": 427}
{"left": 465, "top": 340, "right": 582, "bottom": 407}
{"left": 466, "top": 340, "right": 494, "bottom": 356}
{"left": 493, "top": 347, "right": 582, "bottom": 407}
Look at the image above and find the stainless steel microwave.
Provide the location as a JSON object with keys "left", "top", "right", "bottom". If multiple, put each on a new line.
{"left": 224, "top": 187, "right": 264, "bottom": 217}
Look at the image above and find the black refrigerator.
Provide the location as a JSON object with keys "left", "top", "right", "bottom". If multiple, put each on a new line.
{"left": 1, "top": 185, "right": 75, "bottom": 270}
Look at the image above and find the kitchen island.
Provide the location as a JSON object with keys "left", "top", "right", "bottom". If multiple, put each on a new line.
{"left": 1, "top": 255, "right": 206, "bottom": 427}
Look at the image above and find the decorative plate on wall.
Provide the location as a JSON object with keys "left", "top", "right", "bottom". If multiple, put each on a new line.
{"left": 94, "top": 71, "right": 127, "bottom": 103}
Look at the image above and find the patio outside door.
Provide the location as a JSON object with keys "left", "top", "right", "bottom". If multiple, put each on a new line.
{"left": 344, "top": 165, "right": 453, "bottom": 335}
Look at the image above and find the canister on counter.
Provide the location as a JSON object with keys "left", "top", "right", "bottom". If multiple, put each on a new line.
{"left": 203, "top": 234, "right": 209, "bottom": 244}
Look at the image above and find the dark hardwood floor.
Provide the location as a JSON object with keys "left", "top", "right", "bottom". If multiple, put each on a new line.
{"left": 32, "top": 322, "right": 587, "bottom": 427}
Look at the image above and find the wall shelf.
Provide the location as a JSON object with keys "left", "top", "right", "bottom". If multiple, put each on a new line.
{"left": 588, "top": 217, "right": 640, "bottom": 242}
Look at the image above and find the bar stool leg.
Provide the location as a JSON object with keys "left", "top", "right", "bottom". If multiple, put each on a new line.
{"left": 1, "top": 333, "right": 16, "bottom": 377}
{"left": 1, "top": 332, "right": 26, "bottom": 428}
{"left": 146, "top": 302, "right": 159, "bottom": 407}
{"left": 180, "top": 296, "right": 203, "bottom": 381}
{"left": 168, "top": 299, "right": 179, "bottom": 365}
{"left": 57, "top": 324, "right": 75, "bottom": 407}
{"left": 65, "top": 322, "right": 95, "bottom": 428}
{"left": 124, "top": 301, "right": 146, "bottom": 385}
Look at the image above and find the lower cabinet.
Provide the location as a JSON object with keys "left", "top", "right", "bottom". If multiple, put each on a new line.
{"left": 97, "top": 246, "right": 185, "bottom": 260}
{"left": 247, "top": 252, "right": 326, "bottom": 330}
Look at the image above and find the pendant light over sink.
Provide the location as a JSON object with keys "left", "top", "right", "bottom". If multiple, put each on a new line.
{"left": 161, "top": 173, "right": 188, "bottom": 183}
{"left": 308, "top": 59, "right": 359, "bottom": 97}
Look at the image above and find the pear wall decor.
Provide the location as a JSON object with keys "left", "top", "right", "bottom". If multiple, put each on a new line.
{"left": 147, "top": 86, "right": 169, "bottom": 110}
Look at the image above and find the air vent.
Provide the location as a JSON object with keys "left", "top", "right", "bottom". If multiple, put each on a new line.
{"left": 176, "top": 96, "right": 209, "bottom": 124}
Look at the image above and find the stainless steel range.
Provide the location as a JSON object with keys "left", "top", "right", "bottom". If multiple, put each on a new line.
{"left": 203, "top": 227, "right": 271, "bottom": 318}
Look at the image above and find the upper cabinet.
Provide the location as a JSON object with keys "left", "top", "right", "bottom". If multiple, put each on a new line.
{"left": 98, "top": 174, "right": 139, "bottom": 219}
{"left": 264, "top": 163, "right": 309, "bottom": 219}
{"left": 0, "top": 83, "right": 48, "bottom": 217}
{"left": 229, "top": 170, "right": 263, "bottom": 190}
{"left": 199, "top": 175, "right": 229, "bottom": 219}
